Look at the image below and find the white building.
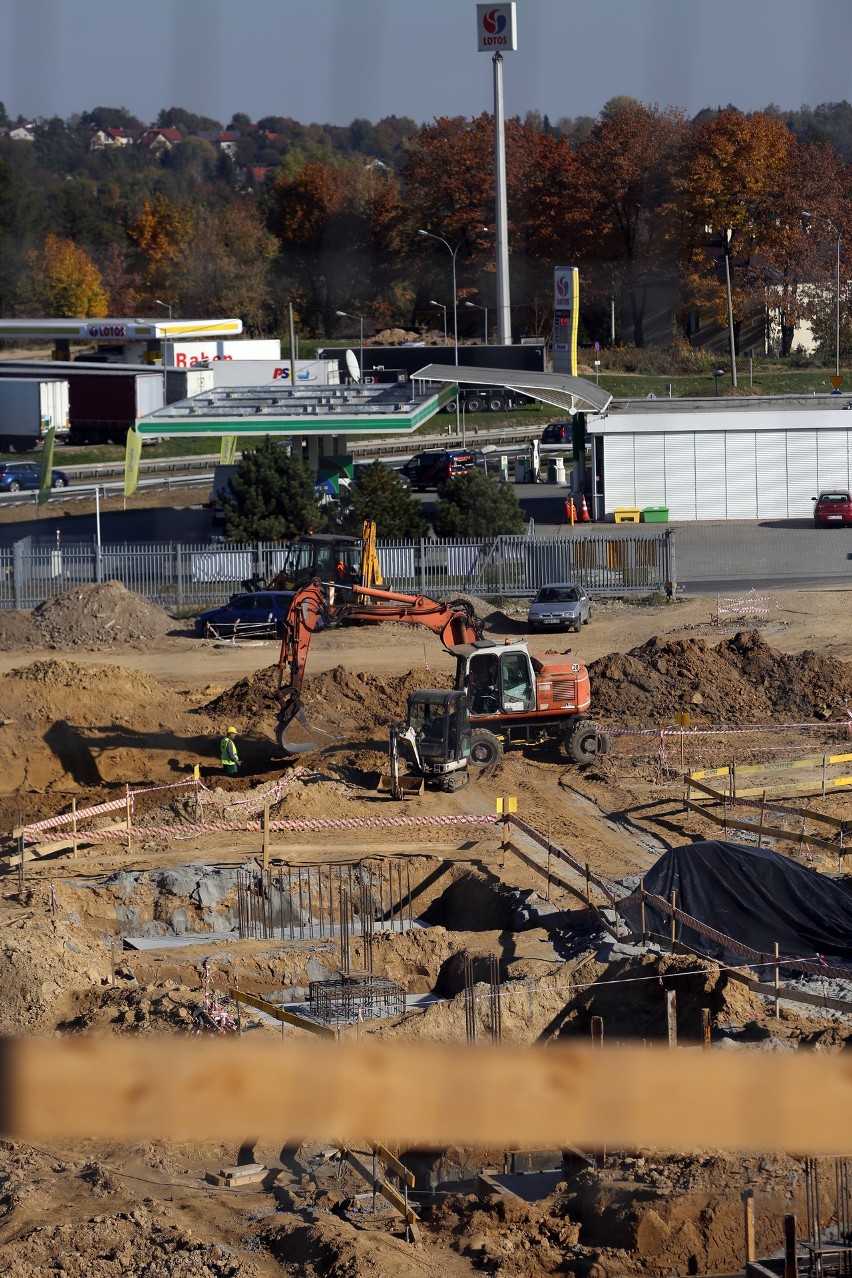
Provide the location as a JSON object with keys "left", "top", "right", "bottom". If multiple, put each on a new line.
{"left": 586, "top": 395, "right": 852, "bottom": 521}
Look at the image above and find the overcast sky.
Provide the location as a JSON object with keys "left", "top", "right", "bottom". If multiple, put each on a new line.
{"left": 2, "top": 0, "right": 852, "bottom": 128}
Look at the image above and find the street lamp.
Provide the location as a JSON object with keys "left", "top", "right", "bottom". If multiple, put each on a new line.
{"left": 418, "top": 228, "right": 469, "bottom": 365}
{"left": 335, "top": 309, "right": 364, "bottom": 383}
{"left": 154, "top": 298, "right": 172, "bottom": 320}
{"left": 429, "top": 300, "right": 448, "bottom": 345}
{"left": 464, "top": 300, "right": 489, "bottom": 345}
{"left": 802, "top": 211, "right": 842, "bottom": 379}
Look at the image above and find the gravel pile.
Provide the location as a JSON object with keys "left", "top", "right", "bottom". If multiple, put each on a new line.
{"left": 32, "top": 581, "right": 173, "bottom": 646}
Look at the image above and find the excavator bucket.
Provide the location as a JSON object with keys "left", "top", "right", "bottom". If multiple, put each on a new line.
{"left": 376, "top": 771, "right": 424, "bottom": 800}
{"left": 276, "top": 690, "right": 316, "bottom": 756}
{"left": 375, "top": 723, "right": 423, "bottom": 799}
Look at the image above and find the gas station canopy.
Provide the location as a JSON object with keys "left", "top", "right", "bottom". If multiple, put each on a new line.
{"left": 0, "top": 317, "right": 243, "bottom": 342}
{"left": 136, "top": 380, "right": 457, "bottom": 437}
{"left": 413, "top": 364, "right": 613, "bottom": 416}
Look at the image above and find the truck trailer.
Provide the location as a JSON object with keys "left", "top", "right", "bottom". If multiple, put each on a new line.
{"left": 317, "top": 342, "right": 546, "bottom": 413}
{"left": 0, "top": 378, "right": 70, "bottom": 452}
{"left": 0, "top": 362, "right": 165, "bottom": 445}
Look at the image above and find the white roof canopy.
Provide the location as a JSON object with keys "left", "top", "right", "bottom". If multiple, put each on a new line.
{"left": 412, "top": 364, "right": 613, "bottom": 415}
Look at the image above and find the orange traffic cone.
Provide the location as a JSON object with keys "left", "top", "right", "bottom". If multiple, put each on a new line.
{"left": 579, "top": 493, "right": 592, "bottom": 523}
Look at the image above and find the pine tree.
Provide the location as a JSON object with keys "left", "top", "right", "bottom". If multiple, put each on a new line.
{"left": 223, "top": 439, "right": 325, "bottom": 541}
{"left": 343, "top": 462, "right": 427, "bottom": 539}
{"left": 434, "top": 469, "right": 525, "bottom": 537}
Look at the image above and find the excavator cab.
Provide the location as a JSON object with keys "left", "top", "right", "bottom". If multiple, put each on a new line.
{"left": 462, "top": 643, "right": 536, "bottom": 716}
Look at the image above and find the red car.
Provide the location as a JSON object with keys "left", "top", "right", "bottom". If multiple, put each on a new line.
{"left": 813, "top": 490, "right": 852, "bottom": 527}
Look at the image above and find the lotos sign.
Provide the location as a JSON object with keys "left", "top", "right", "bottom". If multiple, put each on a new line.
{"left": 476, "top": 3, "right": 517, "bottom": 51}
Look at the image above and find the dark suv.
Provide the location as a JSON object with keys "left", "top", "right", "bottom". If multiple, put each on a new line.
{"left": 541, "top": 421, "right": 571, "bottom": 448}
{"left": 400, "top": 449, "right": 476, "bottom": 490}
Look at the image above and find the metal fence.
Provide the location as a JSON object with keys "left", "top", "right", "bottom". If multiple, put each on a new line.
{"left": 0, "top": 529, "right": 675, "bottom": 612}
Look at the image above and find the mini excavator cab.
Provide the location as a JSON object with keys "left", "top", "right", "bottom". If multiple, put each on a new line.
{"left": 382, "top": 689, "right": 471, "bottom": 798}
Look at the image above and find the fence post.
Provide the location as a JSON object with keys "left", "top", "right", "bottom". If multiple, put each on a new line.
{"left": 176, "top": 544, "right": 184, "bottom": 610}
{"left": 419, "top": 539, "right": 426, "bottom": 596}
{"left": 12, "top": 537, "right": 26, "bottom": 610}
{"left": 664, "top": 529, "right": 676, "bottom": 598}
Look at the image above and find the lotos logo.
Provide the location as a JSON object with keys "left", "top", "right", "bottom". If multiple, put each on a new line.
{"left": 482, "top": 7, "right": 506, "bottom": 34}
{"left": 556, "top": 274, "right": 571, "bottom": 299}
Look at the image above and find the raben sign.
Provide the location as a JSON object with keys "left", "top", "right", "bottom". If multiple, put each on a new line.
{"left": 476, "top": 3, "right": 517, "bottom": 51}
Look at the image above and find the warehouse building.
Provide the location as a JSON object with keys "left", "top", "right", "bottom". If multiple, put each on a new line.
{"left": 585, "top": 395, "right": 852, "bottom": 522}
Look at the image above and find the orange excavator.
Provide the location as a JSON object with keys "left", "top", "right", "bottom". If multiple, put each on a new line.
{"left": 275, "top": 581, "right": 608, "bottom": 766}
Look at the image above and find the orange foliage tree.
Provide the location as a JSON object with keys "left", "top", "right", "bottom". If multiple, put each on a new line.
{"left": 126, "top": 193, "right": 195, "bottom": 314}
{"left": 26, "top": 233, "right": 108, "bottom": 317}
{"left": 571, "top": 99, "right": 689, "bottom": 346}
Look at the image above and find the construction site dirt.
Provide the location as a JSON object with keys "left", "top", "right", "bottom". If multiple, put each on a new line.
{"left": 3, "top": 581, "right": 852, "bottom": 1277}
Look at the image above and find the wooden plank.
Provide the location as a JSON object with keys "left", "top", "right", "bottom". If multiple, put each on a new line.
{"left": 682, "top": 800, "right": 840, "bottom": 853}
{"left": 726, "top": 970, "right": 852, "bottom": 1017}
{"left": 372, "top": 1140, "right": 415, "bottom": 1188}
{"left": 229, "top": 988, "right": 336, "bottom": 1040}
{"left": 688, "top": 767, "right": 730, "bottom": 781}
{"left": 338, "top": 1144, "right": 419, "bottom": 1226}
{"left": 8, "top": 1038, "right": 852, "bottom": 1153}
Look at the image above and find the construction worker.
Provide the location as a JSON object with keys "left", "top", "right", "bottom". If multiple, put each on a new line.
{"left": 220, "top": 726, "right": 240, "bottom": 776}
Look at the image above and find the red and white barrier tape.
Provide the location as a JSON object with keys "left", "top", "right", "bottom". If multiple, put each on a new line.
{"left": 604, "top": 720, "right": 848, "bottom": 739}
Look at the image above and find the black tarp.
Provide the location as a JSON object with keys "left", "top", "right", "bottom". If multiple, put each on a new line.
{"left": 620, "top": 840, "right": 852, "bottom": 968}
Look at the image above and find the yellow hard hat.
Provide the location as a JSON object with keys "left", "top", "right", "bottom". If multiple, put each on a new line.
{"left": 226, "top": 725, "right": 238, "bottom": 735}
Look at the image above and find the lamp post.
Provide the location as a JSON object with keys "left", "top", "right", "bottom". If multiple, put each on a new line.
{"left": 429, "top": 300, "right": 448, "bottom": 346}
{"left": 712, "top": 369, "right": 724, "bottom": 398}
{"left": 464, "top": 300, "right": 489, "bottom": 345}
{"left": 802, "top": 211, "right": 842, "bottom": 379}
{"left": 154, "top": 298, "right": 172, "bottom": 319}
{"left": 418, "top": 229, "right": 465, "bottom": 364}
{"left": 335, "top": 309, "right": 364, "bottom": 383}
{"left": 720, "top": 229, "right": 738, "bottom": 389}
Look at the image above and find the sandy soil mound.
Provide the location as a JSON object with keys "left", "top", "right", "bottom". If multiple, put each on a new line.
{"left": 0, "top": 916, "right": 106, "bottom": 1034}
{"left": 590, "top": 630, "right": 852, "bottom": 726}
{"left": 32, "top": 580, "right": 173, "bottom": 646}
{"left": 205, "top": 663, "right": 452, "bottom": 735}
{"left": 0, "top": 609, "right": 40, "bottom": 650}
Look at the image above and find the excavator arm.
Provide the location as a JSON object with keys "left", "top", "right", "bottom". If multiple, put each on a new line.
{"left": 274, "top": 581, "right": 480, "bottom": 750}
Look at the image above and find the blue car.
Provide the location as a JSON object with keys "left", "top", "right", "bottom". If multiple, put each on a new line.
{"left": 195, "top": 592, "right": 300, "bottom": 639}
{"left": 0, "top": 461, "right": 69, "bottom": 493}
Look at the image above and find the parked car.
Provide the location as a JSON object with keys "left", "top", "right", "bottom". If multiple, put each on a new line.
{"left": 0, "top": 461, "right": 69, "bottom": 493}
{"left": 195, "top": 592, "right": 307, "bottom": 639}
{"left": 528, "top": 583, "right": 591, "bottom": 632}
{"left": 813, "top": 490, "right": 852, "bottom": 527}
{"left": 399, "top": 448, "right": 477, "bottom": 490}
{"left": 540, "top": 421, "right": 571, "bottom": 449}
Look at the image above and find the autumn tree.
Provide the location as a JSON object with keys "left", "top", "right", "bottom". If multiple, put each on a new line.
{"left": 126, "top": 192, "right": 195, "bottom": 313}
{"left": 402, "top": 114, "right": 575, "bottom": 336}
{"left": 668, "top": 111, "right": 795, "bottom": 350}
{"left": 175, "top": 200, "right": 276, "bottom": 330}
{"left": 268, "top": 157, "right": 405, "bottom": 333}
{"left": 26, "top": 233, "right": 108, "bottom": 315}
{"left": 222, "top": 439, "right": 325, "bottom": 542}
{"left": 572, "top": 99, "right": 689, "bottom": 346}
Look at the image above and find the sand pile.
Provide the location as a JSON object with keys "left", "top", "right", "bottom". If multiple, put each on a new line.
{"left": 205, "top": 663, "right": 452, "bottom": 735}
{"left": 590, "top": 630, "right": 852, "bottom": 726}
{"left": 32, "top": 581, "right": 172, "bottom": 646}
{"left": 0, "top": 609, "right": 40, "bottom": 650}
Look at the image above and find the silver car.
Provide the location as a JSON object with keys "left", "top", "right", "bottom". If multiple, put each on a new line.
{"left": 528, "top": 583, "right": 591, "bottom": 632}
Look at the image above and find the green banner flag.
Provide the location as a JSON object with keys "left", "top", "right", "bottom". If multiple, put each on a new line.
{"left": 37, "top": 425, "right": 56, "bottom": 507}
{"left": 219, "top": 435, "right": 237, "bottom": 466}
{"left": 124, "top": 428, "right": 143, "bottom": 496}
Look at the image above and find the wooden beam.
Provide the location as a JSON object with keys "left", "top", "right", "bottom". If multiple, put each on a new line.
{"left": 228, "top": 988, "right": 336, "bottom": 1040}
{"left": 5, "top": 1039, "right": 852, "bottom": 1152}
